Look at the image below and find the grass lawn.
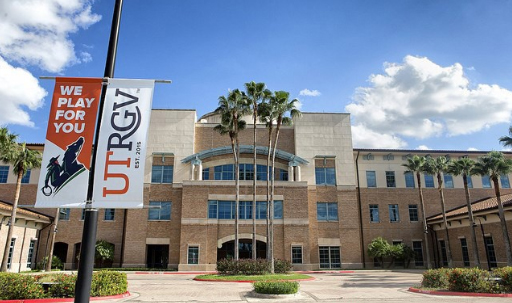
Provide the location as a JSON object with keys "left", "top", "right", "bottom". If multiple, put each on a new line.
{"left": 195, "top": 273, "right": 312, "bottom": 281}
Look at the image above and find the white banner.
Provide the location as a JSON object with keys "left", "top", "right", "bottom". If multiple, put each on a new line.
{"left": 92, "top": 79, "right": 154, "bottom": 208}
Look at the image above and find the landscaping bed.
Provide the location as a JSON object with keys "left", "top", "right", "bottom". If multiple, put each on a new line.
{"left": 194, "top": 273, "right": 312, "bottom": 282}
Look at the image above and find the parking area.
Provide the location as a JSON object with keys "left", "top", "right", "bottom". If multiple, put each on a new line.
{"left": 97, "top": 270, "right": 510, "bottom": 303}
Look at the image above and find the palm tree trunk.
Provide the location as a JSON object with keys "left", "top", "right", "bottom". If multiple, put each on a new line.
{"left": 269, "top": 121, "right": 283, "bottom": 274}
{"left": 229, "top": 136, "right": 239, "bottom": 261}
{"left": 1, "top": 170, "right": 23, "bottom": 271}
{"left": 46, "top": 208, "right": 61, "bottom": 271}
{"left": 463, "top": 174, "right": 480, "bottom": 268}
{"left": 266, "top": 127, "right": 272, "bottom": 260}
{"left": 492, "top": 178, "right": 512, "bottom": 266}
{"left": 252, "top": 108, "right": 257, "bottom": 260}
{"left": 436, "top": 173, "right": 453, "bottom": 267}
{"left": 416, "top": 172, "right": 431, "bottom": 269}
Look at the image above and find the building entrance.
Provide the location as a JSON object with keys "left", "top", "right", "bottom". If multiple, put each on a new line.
{"left": 147, "top": 245, "right": 169, "bottom": 268}
{"left": 217, "top": 239, "right": 266, "bottom": 261}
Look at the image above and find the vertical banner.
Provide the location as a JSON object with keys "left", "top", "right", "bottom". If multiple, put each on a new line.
{"left": 36, "top": 77, "right": 102, "bottom": 208}
{"left": 93, "top": 79, "right": 154, "bottom": 208}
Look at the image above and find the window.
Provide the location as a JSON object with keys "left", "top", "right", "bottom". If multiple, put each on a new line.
{"left": 202, "top": 168, "right": 210, "bottom": 180}
{"left": 460, "top": 238, "right": 470, "bottom": 267}
{"left": 408, "top": 205, "right": 418, "bottom": 222}
{"left": 81, "top": 209, "right": 86, "bottom": 221}
{"left": 104, "top": 209, "right": 115, "bottom": 221}
{"left": 292, "top": 246, "right": 303, "bottom": 264}
{"left": 151, "top": 165, "right": 173, "bottom": 183}
{"left": 366, "top": 171, "right": 376, "bottom": 187}
{"left": 424, "top": 174, "right": 434, "bottom": 188}
{"left": 188, "top": 246, "right": 199, "bottom": 264}
{"left": 59, "top": 208, "right": 70, "bottom": 221}
{"left": 363, "top": 154, "right": 374, "bottom": 160}
{"left": 369, "top": 204, "right": 379, "bottom": 223}
{"left": 0, "top": 166, "right": 8, "bottom": 183}
{"left": 27, "top": 240, "right": 36, "bottom": 268}
{"left": 482, "top": 175, "right": 491, "bottom": 188}
{"left": 383, "top": 154, "right": 394, "bottom": 161}
{"left": 405, "top": 172, "right": 415, "bottom": 188}
{"left": 7, "top": 238, "right": 15, "bottom": 269}
{"left": 317, "top": 202, "right": 338, "bottom": 221}
{"left": 279, "top": 169, "right": 289, "bottom": 181}
{"left": 256, "top": 165, "right": 270, "bottom": 181}
{"left": 315, "top": 167, "right": 336, "bottom": 185}
{"left": 467, "top": 175, "right": 473, "bottom": 188}
{"left": 21, "top": 169, "right": 31, "bottom": 183}
{"left": 239, "top": 164, "right": 254, "bottom": 181}
{"left": 208, "top": 201, "right": 282, "bottom": 219}
{"left": 412, "top": 241, "right": 424, "bottom": 266}
{"left": 319, "top": 246, "right": 341, "bottom": 269}
{"left": 385, "top": 171, "right": 396, "bottom": 187}
{"left": 484, "top": 236, "right": 498, "bottom": 268}
{"left": 214, "top": 164, "right": 234, "bottom": 180}
{"left": 439, "top": 240, "right": 448, "bottom": 267}
{"left": 388, "top": 204, "right": 399, "bottom": 222}
{"left": 443, "top": 174, "right": 454, "bottom": 188}
{"left": 500, "top": 174, "right": 510, "bottom": 188}
{"left": 148, "top": 201, "right": 171, "bottom": 220}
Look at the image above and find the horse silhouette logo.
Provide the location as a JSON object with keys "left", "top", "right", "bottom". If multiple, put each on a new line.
{"left": 41, "top": 137, "right": 86, "bottom": 196}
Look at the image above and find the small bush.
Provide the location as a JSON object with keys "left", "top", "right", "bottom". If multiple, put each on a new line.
{"left": 36, "top": 256, "right": 63, "bottom": 270}
{"left": 47, "top": 274, "right": 76, "bottom": 298}
{"left": 253, "top": 281, "right": 299, "bottom": 294}
{"left": 91, "top": 270, "right": 128, "bottom": 297}
{"left": 0, "top": 273, "right": 47, "bottom": 300}
{"left": 448, "top": 268, "right": 499, "bottom": 293}
{"left": 217, "top": 258, "right": 270, "bottom": 275}
{"left": 421, "top": 268, "right": 450, "bottom": 289}
{"left": 492, "top": 266, "right": 512, "bottom": 292}
{"left": 274, "top": 259, "right": 292, "bottom": 273}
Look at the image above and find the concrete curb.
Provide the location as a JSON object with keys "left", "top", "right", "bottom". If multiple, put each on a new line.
{"left": 409, "top": 287, "right": 512, "bottom": 298}
{"left": 0, "top": 292, "right": 131, "bottom": 303}
{"left": 193, "top": 277, "right": 315, "bottom": 283}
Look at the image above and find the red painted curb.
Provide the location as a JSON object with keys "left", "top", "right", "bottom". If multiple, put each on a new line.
{"left": 135, "top": 271, "right": 216, "bottom": 275}
{"left": 193, "top": 277, "right": 315, "bottom": 283}
{"left": 0, "top": 292, "right": 130, "bottom": 303}
{"left": 409, "top": 287, "right": 512, "bottom": 298}
{"left": 297, "top": 270, "right": 355, "bottom": 274}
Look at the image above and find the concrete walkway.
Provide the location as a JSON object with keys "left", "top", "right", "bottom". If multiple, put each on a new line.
{"left": 97, "top": 270, "right": 510, "bottom": 303}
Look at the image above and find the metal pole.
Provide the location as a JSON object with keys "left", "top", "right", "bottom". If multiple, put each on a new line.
{"left": 74, "top": 0, "right": 123, "bottom": 301}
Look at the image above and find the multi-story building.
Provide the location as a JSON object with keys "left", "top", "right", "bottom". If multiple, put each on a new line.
{"left": 0, "top": 109, "right": 511, "bottom": 272}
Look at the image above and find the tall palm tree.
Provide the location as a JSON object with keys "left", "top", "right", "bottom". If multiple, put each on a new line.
{"left": 214, "top": 89, "right": 250, "bottom": 260}
{"left": 447, "top": 157, "right": 480, "bottom": 268}
{"left": 402, "top": 155, "right": 431, "bottom": 269}
{"left": 423, "top": 156, "right": 453, "bottom": 267}
{"left": 267, "top": 91, "right": 301, "bottom": 273}
{"left": 499, "top": 126, "right": 512, "bottom": 148}
{"left": 472, "top": 151, "right": 512, "bottom": 266}
{"left": 244, "top": 81, "right": 270, "bottom": 259}
{"left": 0, "top": 130, "right": 42, "bottom": 271}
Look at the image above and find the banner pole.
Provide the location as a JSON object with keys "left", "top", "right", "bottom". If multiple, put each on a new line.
{"left": 74, "top": 0, "right": 123, "bottom": 302}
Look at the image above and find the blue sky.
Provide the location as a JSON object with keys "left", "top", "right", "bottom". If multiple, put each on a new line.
{"left": 2, "top": 0, "right": 512, "bottom": 151}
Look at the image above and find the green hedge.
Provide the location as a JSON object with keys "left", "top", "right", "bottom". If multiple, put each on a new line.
{"left": 216, "top": 259, "right": 292, "bottom": 275}
{"left": 493, "top": 267, "right": 512, "bottom": 292}
{"left": 0, "top": 271, "right": 127, "bottom": 300}
{"left": 253, "top": 281, "right": 299, "bottom": 294}
{"left": 421, "top": 268, "right": 450, "bottom": 289}
{"left": 421, "top": 267, "right": 511, "bottom": 293}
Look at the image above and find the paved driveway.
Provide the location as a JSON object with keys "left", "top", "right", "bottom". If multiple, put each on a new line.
{"left": 98, "top": 270, "right": 510, "bottom": 303}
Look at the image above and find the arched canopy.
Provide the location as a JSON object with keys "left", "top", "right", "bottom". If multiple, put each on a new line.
{"left": 181, "top": 145, "right": 309, "bottom": 165}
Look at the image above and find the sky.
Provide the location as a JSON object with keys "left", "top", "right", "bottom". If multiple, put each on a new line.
{"left": 2, "top": 0, "right": 512, "bottom": 151}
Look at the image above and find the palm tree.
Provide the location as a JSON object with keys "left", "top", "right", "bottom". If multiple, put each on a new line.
{"left": 0, "top": 129, "right": 42, "bottom": 271}
{"left": 447, "top": 157, "right": 480, "bottom": 268}
{"left": 402, "top": 155, "right": 431, "bottom": 269}
{"left": 499, "top": 126, "right": 512, "bottom": 148}
{"left": 267, "top": 91, "right": 301, "bottom": 273}
{"left": 214, "top": 89, "right": 250, "bottom": 260}
{"left": 472, "top": 151, "right": 512, "bottom": 266}
{"left": 244, "top": 81, "right": 270, "bottom": 259}
{"left": 423, "top": 156, "right": 453, "bottom": 267}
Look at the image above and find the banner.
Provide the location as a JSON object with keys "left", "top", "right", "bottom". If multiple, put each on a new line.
{"left": 92, "top": 79, "right": 155, "bottom": 208}
{"left": 36, "top": 77, "right": 102, "bottom": 208}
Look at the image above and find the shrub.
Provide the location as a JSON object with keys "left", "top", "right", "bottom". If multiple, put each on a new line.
{"left": 253, "top": 281, "right": 299, "bottom": 294}
{"left": 36, "top": 256, "right": 63, "bottom": 270}
{"left": 0, "top": 273, "right": 47, "bottom": 299}
{"left": 217, "top": 258, "right": 270, "bottom": 275}
{"left": 95, "top": 240, "right": 115, "bottom": 268}
{"left": 274, "top": 259, "right": 292, "bottom": 274}
{"left": 217, "top": 258, "right": 238, "bottom": 275}
{"left": 47, "top": 274, "right": 76, "bottom": 298}
{"left": 492, "top": 266, "right": 512, "bottom": 292}
{"left": 421, "top": 268, "right": 450, "bottom": 289}
{"left": 448, "top": 268, "right": 499, "bottom": 293}
{"left": 91, "top": 271, "right": 128, "bottom": 297}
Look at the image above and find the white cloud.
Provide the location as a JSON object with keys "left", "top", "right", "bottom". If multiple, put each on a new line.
{"left": 0, "top": 56, "right": 47, "bottom": 127}
{"left": 351, "top": 124, "right": 407, "bottom": 149}
{"left": 467, "top": 147, "right": 479, "bottom": 151}
{"left": 0, "top": 0, "right": 101, "bottom": 73}
{"left": 79, "top": 51, "right": 92, "bottom": 63}
{"left": 346, "top": 56, "right": 512, "bottom": 148}
{"left": 416, "top": 145, "right": 431, "bottom": 150}
{"left": 299, "top": 89, "right": 321, "bottom": 97}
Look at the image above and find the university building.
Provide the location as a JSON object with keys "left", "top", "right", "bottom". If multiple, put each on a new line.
{"left": 0, "top": 109, "right": 511, "bottom": 271}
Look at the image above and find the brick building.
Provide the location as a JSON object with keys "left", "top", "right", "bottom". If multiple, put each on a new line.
{"left": 0, "top": 109, "right": 511, "bottom": 271}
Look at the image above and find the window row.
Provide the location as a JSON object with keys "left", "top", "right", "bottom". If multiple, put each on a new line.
{"left": 365, "top": 171, "right": 511, "bottom": 189}
{"left": 369, "top": 204, "right": 419, "bottom": 223}
{"left": 59, "top": 203, "right": 173, "bottom": 222}
{"left": 0, "top": 166, "right": 31, "bottom": 184}
{"left": 208, "top": 201, "right": 283, "bottom": 219}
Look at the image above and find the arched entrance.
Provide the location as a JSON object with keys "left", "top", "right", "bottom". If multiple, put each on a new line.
{"left": 217, "top": 239, "right": 267, "bottom": 261}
